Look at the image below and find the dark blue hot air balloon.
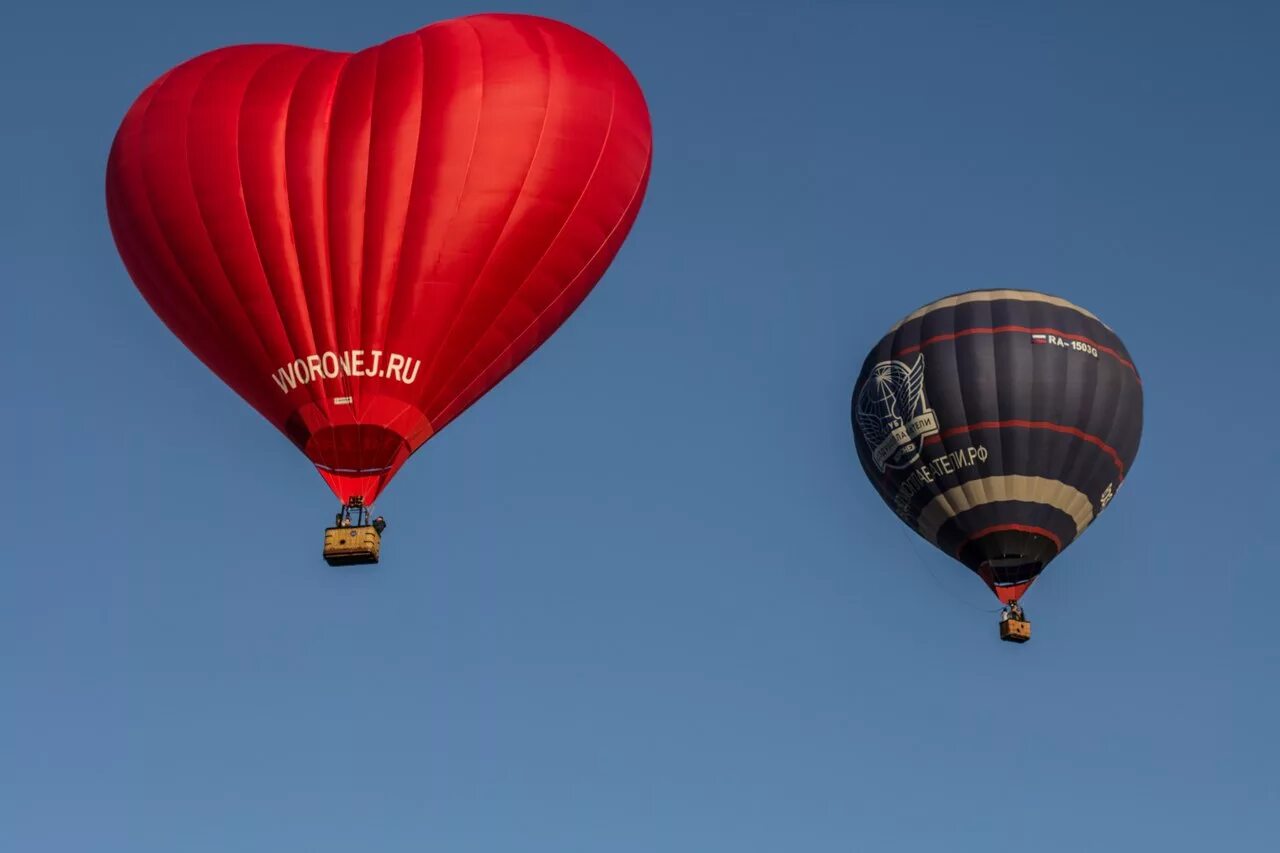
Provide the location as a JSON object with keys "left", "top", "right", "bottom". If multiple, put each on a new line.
{"left": 851, "top": 289, "right": 1143, "bottom": 641}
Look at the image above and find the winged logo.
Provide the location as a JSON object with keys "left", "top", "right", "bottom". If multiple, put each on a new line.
{"left": 855, "top": 354, "right": 940, "bottom": 472}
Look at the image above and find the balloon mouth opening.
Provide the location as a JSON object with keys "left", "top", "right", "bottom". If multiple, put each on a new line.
{"left": 280, "top": 398, "right": 432, "bottom": 504}
{"left": 980, "top": 556, "right": 1045, "bottom": 584}
{"left": 960, "top": 526, "right": 1061, "bottom": 602}
{"left": 977, "top": 558, "right": 1048, "bottom": 605}
{"left": 304, "top": 424, "right": 411, "bottom": 504}
{"left": 305, "top": 424, "right": 407, "bottom": 466}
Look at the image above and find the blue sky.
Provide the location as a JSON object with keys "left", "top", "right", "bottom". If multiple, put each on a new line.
{"left": 3, "top": 1, "right": 1276, "bottom": 850}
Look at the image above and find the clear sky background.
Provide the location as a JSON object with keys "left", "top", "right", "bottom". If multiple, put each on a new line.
{"left": 3, "top": 1, "right": 1276, "bottom": 850}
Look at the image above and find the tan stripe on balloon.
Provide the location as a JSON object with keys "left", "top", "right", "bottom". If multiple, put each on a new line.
{"left": 889, "top": 290, "right": 1107, "bottom": 332}
{"left": 915, "top": 475, "right": 1095, "bottom": 544}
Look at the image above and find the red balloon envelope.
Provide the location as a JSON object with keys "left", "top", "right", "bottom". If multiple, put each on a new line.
{"left": 106, "top": 14, "right": 652, "bottom": 504}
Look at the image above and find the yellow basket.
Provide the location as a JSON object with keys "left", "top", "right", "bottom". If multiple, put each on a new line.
{"left": 999, "top": 618, "right": 1031, "bottom": 643}
{"left": 323, "top": 525, "right": 382, "bottom": 566}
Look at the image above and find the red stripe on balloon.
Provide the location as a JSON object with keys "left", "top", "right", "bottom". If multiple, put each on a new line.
{"left": 896, "top": 325, "right": 1140, "bottom": 380}
{"left": 958, "top": 523, "right": 1063, "bottom": 556}
{"left": 922, "top": 420, "right": 1126, "bottom": 477}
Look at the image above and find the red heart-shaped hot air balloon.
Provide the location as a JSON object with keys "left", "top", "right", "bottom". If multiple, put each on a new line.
{"left": 106, "top": 14, "right": 652, "bottom": 506}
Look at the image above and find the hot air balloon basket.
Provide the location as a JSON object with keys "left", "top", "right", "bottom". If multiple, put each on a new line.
{"left": 323, "top": 526, "right": 382, "bottom": 566}
{"left": 999, "top": 618, "right": 1032, "bottom": 643}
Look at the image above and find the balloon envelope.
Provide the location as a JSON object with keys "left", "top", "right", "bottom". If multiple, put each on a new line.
{"left": 851, "top": 290, "right": 1143, "bottom": 601}
{"left": 106, "top": 14, "right": 652, "bottom": 503}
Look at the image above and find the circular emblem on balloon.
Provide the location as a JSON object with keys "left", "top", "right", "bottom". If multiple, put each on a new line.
{"left": 854, "top": 355, "right": 940, "bottom": 472}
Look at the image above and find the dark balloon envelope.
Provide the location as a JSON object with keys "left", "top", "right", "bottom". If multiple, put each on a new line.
{"left": 851, "top": 289, "right": 1143, "bottom": 602}
{"left": 106, "top": 14, "right": 652, "bottom": 505}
